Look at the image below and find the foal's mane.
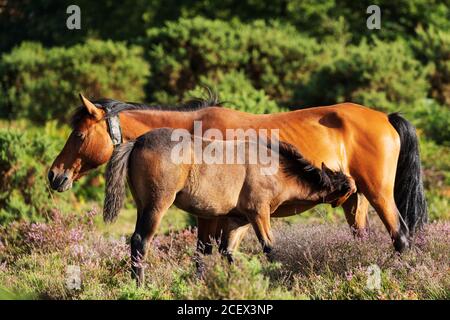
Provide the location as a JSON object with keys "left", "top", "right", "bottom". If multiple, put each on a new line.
{"left": 70, "top": 88, "right": 222, "bottom": 128}
{"left": 275, "top": 140, "right": 348, "bottom": 191}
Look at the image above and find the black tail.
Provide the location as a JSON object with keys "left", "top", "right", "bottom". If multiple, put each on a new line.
{"left": 103, "top": 141, "right": 136, "bottom": 223}
{"left": 388, "top": 113, "right": 427, "bottom": 235}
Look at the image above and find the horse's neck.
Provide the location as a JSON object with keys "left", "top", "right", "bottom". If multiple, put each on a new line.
{"left": 119, "top": 110, "right": 198, "bottom": 141}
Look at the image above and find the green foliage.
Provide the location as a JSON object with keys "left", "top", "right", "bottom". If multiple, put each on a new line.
{"left": 189, "top": 254, "right": 293, "bottom": 299}
{"left": 413, "top": 26, "right": 450, "bottom": 107}
{"left": 0, "top": 286, "right": 32, "bottom": 300}
{"left": 97, "top": 207, "right": 195, "bottom": 238}
{"left": 0, "top": 128, "right": 62, "bottom": 223}
{"left": 420, "top": 137, "right": 450, "bottom": 177}
{"left": 0, "top": 122, "right": 111, "bottom": 223}
{"left": 417, "top": 136, "right": 450, "bottom": 221}
{"left": 414, "top": 100, "right": 450, "bottom": 146}
{"left": 185, "top": 71, "right": 283, "bottom": 113}
{"left": 144, "top": 17, "right": 321, "bottom": 105}
{"left": 0, "top": 0, "right": 154, "bottom": 52}
{"left": 426, "top": 191, "right": 450, "bottom": 221}
{"left": 2, "top": 1, "right": 449, "bottom": 52}
{"left": 0, "top": 40, "right": 149, "bottom": 122}
{"left": 295, "top": 39, "right": 429, "bottom": 112}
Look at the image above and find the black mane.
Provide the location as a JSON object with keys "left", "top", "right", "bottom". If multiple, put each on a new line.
{"left": 275, "top": 140, "right": 349, "bottom": 192}
{"left": 70, "top": 89, "right": 221, "bottom": 128}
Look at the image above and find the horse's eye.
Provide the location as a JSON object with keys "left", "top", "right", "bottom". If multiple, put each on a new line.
{"left": 75, "top": 132, "right": 85, "bottom": 140}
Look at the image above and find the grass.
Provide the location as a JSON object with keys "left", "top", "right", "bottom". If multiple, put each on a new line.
{"left": 0, "top": 208, "right": 448, "bottom": 300}
{"left": 96, "top": 206, "right": 195, "bottom": 237}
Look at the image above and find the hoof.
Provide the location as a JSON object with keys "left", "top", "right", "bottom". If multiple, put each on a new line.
{"left": 393, "top": 233, "right": 410, "bottom": 253}
{"left": 263, "top": 245, "right": 273, "bottom": 255}
{"left": 219, "top": 251, "right": 234, "bottom": 264}
{"left": 195, "top": 267, "right": 205, "bottom": 279}
{"left": 194, "top": 253, "right": 206, "bottom": 278}
{"left": 352, "top": 227, "right": 369, "bottom": 239}
{"left": 131, "top": 267, "right": 144, "bottom": 286}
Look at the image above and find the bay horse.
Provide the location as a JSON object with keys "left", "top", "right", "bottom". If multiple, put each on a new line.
{"left": 103, "top": 128, "right": 356, "bottom": 285}
{"left": 49, "top": 93, "right": 427, "bottom": 262}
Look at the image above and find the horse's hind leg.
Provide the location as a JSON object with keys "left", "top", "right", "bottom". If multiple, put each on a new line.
{"left": 364, "top": 190, "right": 409, "bottom": 252}
{"left": 131, "top": 193, "right": 175, "bottom": 286}
{"left": 195, "top": 217, "right": 218, "bottom": 276}
{"left": 341, "top": 192, "right": 369, "bottom": 237}
{"left": 359, "top": 170, "right": 409, "bottom": 252}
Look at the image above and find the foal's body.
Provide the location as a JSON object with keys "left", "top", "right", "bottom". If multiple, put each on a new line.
{"left": 104, "top": 128, "right": 354, "bottom": 284}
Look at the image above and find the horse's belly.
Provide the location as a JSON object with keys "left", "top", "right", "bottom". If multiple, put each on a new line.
{"left": 174, "top": 190, "right": 238, "bottom": 217}
{"left": 174, "top": 163, "right": 246, "bottom": 217}
{"left": 271, "top": 202, "right": 317, "bottom": 217}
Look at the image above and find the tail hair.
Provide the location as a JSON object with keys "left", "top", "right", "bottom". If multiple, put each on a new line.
{"left": 388, "top": 113, "right": 428, "bottom": 235}
{"left": 103, "top": 141, "right": 136, "bottom": 223}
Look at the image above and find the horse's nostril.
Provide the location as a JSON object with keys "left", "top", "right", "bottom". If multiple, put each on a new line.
{"left": 48, "top": 170, "right": 55, "bottom": 183}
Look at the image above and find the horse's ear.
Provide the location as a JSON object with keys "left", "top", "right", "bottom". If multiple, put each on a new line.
{"left": 79, "top": 93, "right": 103, "bottom": 120}
{"left": 321, "top": 162, "right": 333, "bottom": 175}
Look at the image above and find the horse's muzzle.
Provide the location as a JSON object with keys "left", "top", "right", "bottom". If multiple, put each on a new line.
{"left": 48, "top": 170, "right": 72, "bottom": 192}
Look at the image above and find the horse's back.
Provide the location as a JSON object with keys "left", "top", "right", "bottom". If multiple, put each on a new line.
{"left": 134, "top": 127, "right": 175, "bottom": 150}
{"left": 196, "top": 103, "right": 398, "bottom": 172}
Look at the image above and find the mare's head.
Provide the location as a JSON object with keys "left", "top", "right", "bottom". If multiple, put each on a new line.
{"left": 48, "top": 94, "right": 113, "bottom": 192}
{"left": 48, "top": 89, "right": 222, "bottom": 192}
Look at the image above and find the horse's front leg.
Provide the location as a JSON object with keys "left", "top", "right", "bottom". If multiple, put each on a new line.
{"left": 246, "top": 207, "right": 274, "bottom": 256}
{"left": 131, "top": 196, "right": 173, "bottom": 286}
{"left": 341, "top": 192, "right": 369, "bottom": 237}
{"left": 218, "top": 216, "right": 250, "bottom": 263}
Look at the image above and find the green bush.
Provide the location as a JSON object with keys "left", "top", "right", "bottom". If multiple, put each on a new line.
{"left": 418, "top": 136, "right": 449, "bottom": 221}
{"left": 143, "top": 17, "right": 321, "bottom": 105}
{"left": 184, "top": 71, "right": 284, "bottom": 114}
{"left": 420, "top": 136, "right": 450, "bottom": 177}
{"left": 0, "top": 121, "right": 110, "bottom": 223}
{"left": 0, "top": 40, "right": 149, "bottom": 122}
{"left": 2, "top": 1, "right": 449, "bottom": 52}
{"left": 414, "top": 100, "right": 450, "bottom": 146}
{"left": 0, "top": 127, "right": 65, "bottom": 223}
{"left": 413, "top": 26, "right": 450, "bottom": 107}
{"left": 295, "top": 38, "right": 429, "bottom": 113}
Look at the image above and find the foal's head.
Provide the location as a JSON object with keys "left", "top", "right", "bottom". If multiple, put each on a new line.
{"left": 277, "top": 141, "right": 356, "bottom": 205}
{"left": 319, "top": 164, "right": 357, "bottom": 207}
{"left": 48, "top": 94, "right": 113, "bottom": 192}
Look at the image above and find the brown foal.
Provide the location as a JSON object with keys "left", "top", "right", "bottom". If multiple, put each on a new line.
{"left": 103, "top": 128, "right": 356, "bottom": 285}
